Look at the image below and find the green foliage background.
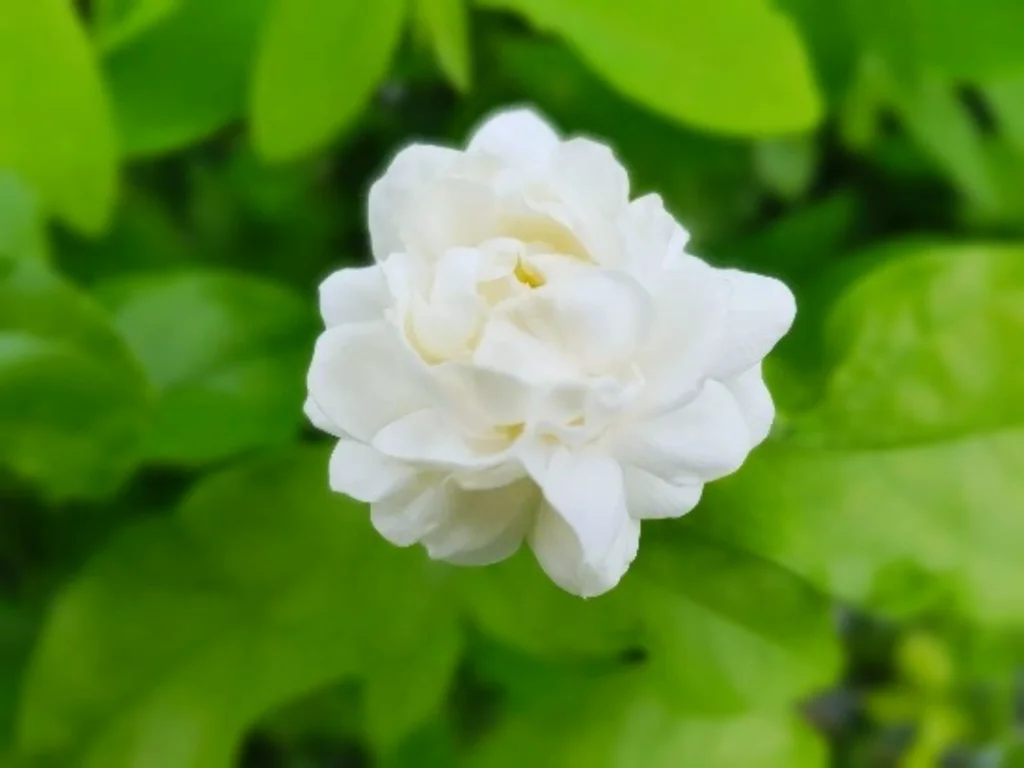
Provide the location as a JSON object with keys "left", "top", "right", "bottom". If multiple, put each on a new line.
{"left": 1, "top": 0, "right": 1023, "bottom": 766}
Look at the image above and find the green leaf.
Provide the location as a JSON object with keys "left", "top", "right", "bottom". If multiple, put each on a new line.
{"left": 689, "top": 241, "right": 1024, "bottom": 625}
{"left": 844, "top": 0, "right": 1024, "bottom": 81}
{"left": 984, "top": 76, "right": 1024, "bottom": 152}
{"left": 0, "top": 0, "right": 117, "bottom": 234}
{"left": 479, "top": 0, "right": 822, "bottom": 135}
{"left": 0, "top": 602, "right": 35, "bottom": 750}
{"left": 0, "top": 260, "right": 150, "bottom": 499}
{"left": 0, "top": 173, "right": 47, "bottom": 263}
{"left": 754, "top": 136, "right": 819, "bottom": 202}
{"left": 95, "top": 270, "right": 317, "bottom": 466}
{"left": 93, "top": 0, "right": 180, "bottom": 52}
{"left": 636, "top": 534, "right": 841, "bottom": 714}
{"left": 457, "top": 550, "right": 643, "bottom": 659}
{"left": 252, "top": 0, "right": 407, "bottom": 161}
{"left": 471, "top": 672, "right": 826, "bottom": 768}
{"left": 103, "top": 0, "right": 273, "bottom": 157}
{"left": 416, "top": 0, "right": 471, "bottom": 91}
{"left": 17, "top": 447, "right": 461, "bottom": 767}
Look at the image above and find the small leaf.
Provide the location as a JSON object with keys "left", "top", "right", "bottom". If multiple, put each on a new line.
{"left": 103, "top": 0, "right": 273, "bottom": 157}
{"left": 17, "top": 447, "right": 461, "bottom": 767}
{"left": 0, "top": 0, "right": 117, "bottom": 234}
{"left": 479, "top": 0, "right": 822, "bottom": 135}
{"left": 754, "top": 135, "right": 819, "bottom": 201}
{"left": 93, "top": 0, "right": 180, "bottom": 52}
{"left": 252, "top": 0, "right": 407, "bottom": 161}
{"left": 95, "top": 270, "right": 317, "bottom": 466}
{"left": 416, "top": 0, "right": 471, "bottom": 91}
{"left": 0, "top": 173, "right": 47, "bottom": 263}
{"left": 0, "top": 260, "right": 150, "bottom": 499}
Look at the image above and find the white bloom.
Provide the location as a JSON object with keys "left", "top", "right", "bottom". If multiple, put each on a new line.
{"left": 306, "top": 108, "right": 795, "bottom": 597}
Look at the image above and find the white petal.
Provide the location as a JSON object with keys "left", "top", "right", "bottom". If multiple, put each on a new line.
{"left": 370, "top": 475, "right": 446, "bottom": 546}
{"left": 636, "top": 257, "right": 731, "bottom": 411}
{"left": 319, "top": 265, "right": 389, "bottom": 327}
{"left": 725, "top": 364, "right": 775, "bottom": 446}
{"left": 329, "top": 439, "right": 417, "bottom": 502}
{"left": 709, "top": 270, "right": 796, "bottom": 380}
{"left": 373, "top": 409, "right": 499, "bottom": 469}
{"left": 618, "top": 380, "right": 752, "bottom": 484}
{"left": 307, "top": 322, "right": 430, "bottom": 443}
{"left": 400, "top": 177, "right": 501, "bottom": 260}
{"left": 533, "top": 451, "right": 631, "bottom": 572}
{"left": 368, "top": 144, "right": 460, "bottom": 262}
{"left": 549, "top": 138, "right": 629, "bottom": 221}
{"left": 423, "top": 478, "right": 539, "bottom": 565}
{"left": 468, "top": 108, "right": 560, "bottom": 167}
{"left": 530, "top": 499, "right": 640, "bottom": 598}
{"left": 504, "top": 269, "right": 652, "bottom": 375}
{"left": 304, "top": 395, "right": 342, "bottom": 437}
{"left": 474, "top": 316, "right": 580, "bottom": 383}
{"left": 623, "top": 466, "right": 703, "bottom": 520}
{"left": 620, "top": 194, "right": 690, "bottom": 280}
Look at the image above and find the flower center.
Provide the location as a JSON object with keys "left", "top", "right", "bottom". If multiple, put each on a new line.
{"left": 513, "top": 257, "right": 546, "bottom": 288}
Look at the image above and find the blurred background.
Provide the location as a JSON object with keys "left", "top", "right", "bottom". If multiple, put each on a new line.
{"left": 2, "top": 0, "right": 1024, "bottom": 766}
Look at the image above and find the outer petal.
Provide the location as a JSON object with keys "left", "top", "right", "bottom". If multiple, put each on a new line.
{"left": 307, "top": 322, "right": 431, "bottom": 443}
{"left": 527, "top": 451, "right": 637, "bottom": 596}
{"left": 304, "top": 395, "right": 342, "bottom": 437}
{"left": 422, "top": 478, "right": 539, "bottom": 565}
{"left": 617, "top": 380, "right": 752, "bottom": 484}
{"left": 725, "top": 363, "right": 775, "bottom": 446}
{"left": 530, "top": 500, "right": 640, "bottom": 598}
{"left": 319, "top": 265, "right": 389, "bottom": 327}
{"left": 619, "top": 193, "right": 690, "bottom": 281}
{"left": 373, "top": 409, "right": 505, "bottom": 470}
{"left": 468, "top": 108, "right": 560, "bottom": 167}
{"left": 709, "top": 270, "right": 796, "bottom": 380}
{"left": 623, "top": 466, "right": 703, "bottom": 520}
{"left": 368, "top": 145, "right": 460, "bottom": 261}
{"left": 370, "top": 475, "right": 447, "bottom": 547}
{"left": 329, "top": 439, "right": 417, "bottom": 502}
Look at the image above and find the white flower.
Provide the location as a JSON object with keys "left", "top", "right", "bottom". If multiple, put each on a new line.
{"left": 306, "top": 108, "right": 795, "bottom": 597}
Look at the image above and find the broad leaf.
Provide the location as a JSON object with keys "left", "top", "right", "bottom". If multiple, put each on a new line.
{"left": 0, "top": 0, "right": 117, "bottom": 234}
{"left": 636, "top": 533, "right": 840, "bottom": 714}
{"left": 479, "top": 0, "right": 822, "bottom": 135}
{"left": 103, "top": 0, "right": 272, "bottom": 157}
{"left": 0, "top": 260, "right": 151, "bottom": 499}
{"left": 95, "top": 270, "right": 317, "bottom": 466}
{"left": 252, "top": 0, "right": 407, "bottom": 160}
{"left": 17, "top": 447, "right": 461, "bottom": 767}
{"left": 471, "top": 672, "right": 827, "bottom": 768}
{"left": 689, "top": 241, "right": 1024, "bottom": 625}
{"left": 93, "top": 0, "right": 180, "bottom": 52}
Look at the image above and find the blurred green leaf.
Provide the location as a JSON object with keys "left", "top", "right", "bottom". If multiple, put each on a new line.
{"left": 93, "top": 0, "right": 180, "bottom": 52}
{"left": 417, "top": 0, "right": 472, "bottom": 91}
{"left": 0, "top": 260, "right": 150, "bottom": 499}
{"left": 690, "top": 241, "right": 1024, "bottom": 625}
{"left": 0, "top": 0, "right": 117, "bottom": 234}
{"left": 364, "top": 607, "right": 461, "bottom": 755}
{"left": 0, "top": 602, "right": 34, "bottom": 750}
{"left": 0, "top": 173, "right": 47, "bottom": 263}
{"left": 984, "top": 76, "right": 1024, "bottom": 152}
{"left": 471, "top": 672, "right": 827, "bottom": 768}
{"left": 637, "top": 534, "right": 841, "bottom": 714}
{"left": 754, "top": 136, "right": 819, "bottom": 201}
{"left": 95, "top": 270, "right": 316, "bottom": 466}
{"left": 17, "top": 447, "right": 460, "bottom": 767}
{"left": 252, "top": 0, "right": 407, "bottom": 161}
{"left": 845, "top": 0, "right": 1024, "bottom": 80}
{"left": 480, "top": 0, "right": 822, "bottom": 135}
{"left": 457, "top": 550, "right": 643, "bottom": 659}
{"left": 103, "top": 0, "right": 272, "bottom": 158}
